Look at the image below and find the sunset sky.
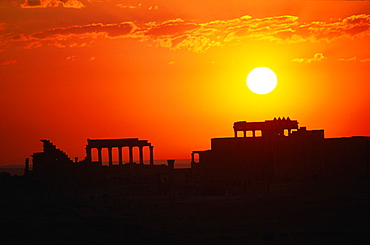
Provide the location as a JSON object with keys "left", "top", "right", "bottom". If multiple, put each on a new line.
{"left": 1, "top": 0, "right": 370, "bottom": 166}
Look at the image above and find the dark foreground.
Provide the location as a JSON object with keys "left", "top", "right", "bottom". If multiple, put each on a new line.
{"left": 0, "top": 178, "right": 369, "bottom": 244}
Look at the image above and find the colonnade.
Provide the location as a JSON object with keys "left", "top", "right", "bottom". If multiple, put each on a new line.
{"left": 85, "top": 138, "right": 154, "bottom": 166}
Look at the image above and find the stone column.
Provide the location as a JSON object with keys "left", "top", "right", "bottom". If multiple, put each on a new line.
{"left": 118, "top": 146, "right": 123, "bottom": 165}
{"left": 234, "top": 130, "right": 237, "bottom": 138}
{"left": 129, "top": 146, "right": 134, "bottom": 164}
{"left": 149, "top": 145, "right": 154, "bottom": 166}
{"left": 86, "top": 147, "right": 92, "bottom": 163}
{"left": 108, "top": 147, "right": 113, "bottom": 166}
{"left": 191, "top": 152, "right": 195, "bottom": 164}
{"left": 252, "top": 130, "right": 255, "bottom": 137}
{"left": 98, "top": 147, "right": 103, "bottom": 166}
{"left": 167, "top": 159, "right": 175, "bottom": 204}
{"left": 139, "top": 146, "right": 144, "bottom": 165}
{"left": 243, "top": 130, "right": 246, "bottom": 137}
{"left": 24, "top": 158, "right": 29, "bottom": 173}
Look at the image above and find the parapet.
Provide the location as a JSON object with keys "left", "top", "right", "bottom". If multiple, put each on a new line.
{"left": 233, "top": 117, "right": 299, "bottom": 138}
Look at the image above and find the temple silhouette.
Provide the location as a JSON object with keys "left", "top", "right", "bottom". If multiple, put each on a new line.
{"left": 28, "top": 138, "right": 177, "bottom": 196}
{"left": 2, "top": 117, "right": 367, "bottom": 244}
{"left": 25, "top": 117, "right": 369, "bottom": 196}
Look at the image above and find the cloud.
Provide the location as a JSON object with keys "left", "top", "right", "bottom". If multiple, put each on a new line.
{"left": 148, "top": 6, "right": 158, "bottom": 11}
{"left": 116, "top": 3, "right": 141, "bottom": 9}
{"left": 138, "top": 14, "right": 370, "bottom": 52}
{"left": 20, "top": 0, "right": 85, "bottom": 9}
{"left": 138, "top": 18, "right": 221, "bottom": 52}
{"left": 298, "top": 14, "right": 370, "bottom": 42}
{"left": 144, "top": 19, "right": 199, "bottom": 36}
{"left": 338, "top": 57, "right": 357, "bottom": 62}
{"left": 291, "top": 53, "right": 327, "bottom": 63}
{"left": 1, "top": 22, "right": 136, "bottom": 50}
{"left": 27, "top": 22, "right": 137, "bottom": 47}
{"left": 222, "top": 15, "right": 300, "bottom": 43}
{"left": 336, "top": 57, "right": 370, "bottom": 63}
{"left": 2, "top": 13, "right": 369, "bottom": 53}
{"left": 23, "top": 41, "right": 42, "bottom": 49}
{"left": 1, "top": 60, "right": 18, "bottom": 66}
{"left": 34, "top": 22, "right": 136, "bottom": 39}
{"left": 66, "top": 55, "right": 76, "bottom": 61}
{"left": 137, "top": 15, "right": 301, "bottom": 52}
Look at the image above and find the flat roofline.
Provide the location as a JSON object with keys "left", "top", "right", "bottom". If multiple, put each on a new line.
{"left": 88, "top": 138, "right": 140, "bottom": 141}
{"left": 86, "top": 138, "right": 151, "bottom": 147}
{"left": 325, "top": 136, "right": 370, "bottom": 140}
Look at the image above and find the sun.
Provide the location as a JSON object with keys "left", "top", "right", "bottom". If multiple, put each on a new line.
{"left": 246, "top": 67, "right": 278, "bottom": 94}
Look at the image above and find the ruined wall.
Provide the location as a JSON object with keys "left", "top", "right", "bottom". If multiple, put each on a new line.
{"left": 197, "top": 128, "right": 368, "bottom": 182}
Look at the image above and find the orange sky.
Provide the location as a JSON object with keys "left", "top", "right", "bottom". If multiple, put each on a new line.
{"left": 1, "top": 0, "right": 370, "bottom": 166}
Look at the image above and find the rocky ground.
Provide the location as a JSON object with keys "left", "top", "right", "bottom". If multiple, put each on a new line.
{"left": 0, "top": 178, "right": 369, "bottom": 244}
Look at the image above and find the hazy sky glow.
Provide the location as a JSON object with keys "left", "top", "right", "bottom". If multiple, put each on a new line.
{"left": 1, "top": 1, "right": 370, "bottom": 165}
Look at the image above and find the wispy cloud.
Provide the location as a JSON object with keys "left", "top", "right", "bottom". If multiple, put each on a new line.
{"left": 31, "top": 22, "right": 137, "bottom": 39}
{"left": 137, "top": 14, "right": 370, "bottom": 52}
{"left": 20, "top": 0, "right": 85, "bottom": 9}
{"left": 1, "top": 59, "right": 18, "bottom": 66}
{"left": 297, "top": 14, "right": 370, "bottom": 42}
{"left": 337, "top": 57, "right": 357, "bottom": 62}
{"left": 291, "top": 53, "right": 327, "bottom": 63}
{"left": 116, "top": 3, "right": 142, "bottom": 9}
{"left": 335, "top": 57, "right": 370, "bottom": 63}
{"left": 2, "top": 14, "right": 370, "bottom": 53}
{"left": 23, "top": 41, "right": 42, "bottom": 49}
{"left": 0, "top": 22, "right": 136, "bottom": 51}
{"left": 66, "top": 55, "right": 76, "bottom": 61}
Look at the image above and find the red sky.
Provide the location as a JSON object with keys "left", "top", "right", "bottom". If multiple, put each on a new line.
{"left": 1, "top": 0, "right": 370, "bottom": 165}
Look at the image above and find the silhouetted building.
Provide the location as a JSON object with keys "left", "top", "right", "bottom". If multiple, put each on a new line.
{"left": 27, "top": 119, "right": 369, "bottom": 197}
{"left": 192, "top": 118, "right": 370, "bottom": 183}
{"left": 29, "top": 138, "right": 191, "bottom": 197}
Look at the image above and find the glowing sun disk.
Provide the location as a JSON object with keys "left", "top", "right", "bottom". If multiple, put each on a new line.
{"left": 246, "top": 67, "right": 278, "bottom": 94}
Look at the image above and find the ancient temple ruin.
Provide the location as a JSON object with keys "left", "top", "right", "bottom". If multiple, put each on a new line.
{"left": 28, "top": 137, "right": 191, "bottom": 196}
{"left": 85, "top": 138, "right": 154, "bottom": 166}
{"left": 26, "top": 118, "right": 370, "bottom": 197}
